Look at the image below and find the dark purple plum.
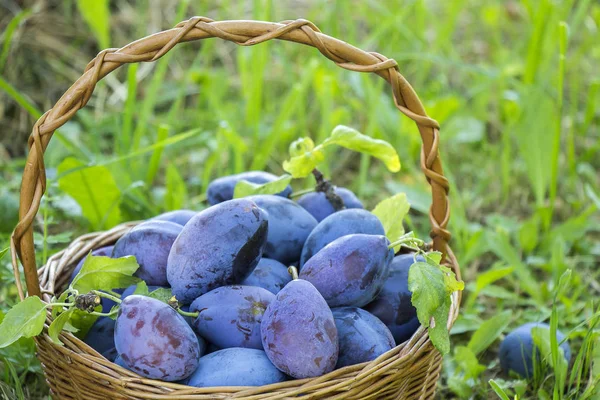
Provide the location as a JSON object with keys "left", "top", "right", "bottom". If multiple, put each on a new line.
{"left": 112, "top": 220, "right": 182, "bottom": 286}
{"left": 300, "top": 209, "right": 385, "bottom": 267}
{"left": 297, "top": 187, "right": 363, "bottom": 222}
{"left": 300, "top": 234, "right": 394, "bottom": 307}
{"left": 261, "top": 277, "right": 338, "bottom": 378}
{"left": 167, "top": 199, "right": 268, "bottom": 304}
{"left": 114, "top": 295, "right": 200, "bottom": 381}
{"left": 187, "top": 348, "right": 288, "bottom": 387}
{"left": 246, "top": 195, "right": 317, "bottom": 265}
{"left": 332, "top": 307, "right": 395, "bottom": 368}
{"left": 207, "top": 171, "right": 292, "bottom": 205}
{"left": 364, "top": 254, "right": 422, "bottom": 344}
{"left": 242, "top": 258, "right": 292, "bottom": 294}
{"left": 70, "top": 246, "right": 114, "bottom": 282}
{"left": 499, "top": 322, "right": 571, "bottom": 378}
{"left": 84, "top": 316, "right": 117, "bottom": 361}
{"left": 190, "top": 285, "right": 274, "bottom": 349}
{"left": 152, "top": 209, "right": 197, "bottom": 226}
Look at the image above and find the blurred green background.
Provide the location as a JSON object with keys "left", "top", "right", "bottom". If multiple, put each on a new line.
{"left": 1, "top": 0, "right": 599, "bottom": 398}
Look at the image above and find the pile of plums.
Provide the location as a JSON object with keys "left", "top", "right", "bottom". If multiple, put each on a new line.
{"left": 74, "top": 171, "right": 422, "bottom": 386}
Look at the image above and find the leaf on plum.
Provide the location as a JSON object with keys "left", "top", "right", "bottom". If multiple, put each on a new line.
{"left": 234, "top": 175, "right": 292, "bottom": 198}
{"left": 408, "top": 257, "right": 464, "bottom": 354}
{"left": 372, "top": 193, "right": 410, "bottom": 250}
{"left": 71, "top": 255, "right": 140, "bottom": 294}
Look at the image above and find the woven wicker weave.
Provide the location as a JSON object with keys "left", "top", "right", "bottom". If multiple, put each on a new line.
{"left": 11, "top": 17, "right": 460, "bottom": 399}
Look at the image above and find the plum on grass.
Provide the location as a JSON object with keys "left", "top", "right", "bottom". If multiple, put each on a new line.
{"left": 84, "top": 316, "right": 117, "bottom": 361}
{"left": 242, "top": 258, "right": 292, "bottom": 294}
{"left": 364, "top": 253, "right": 422, "bottom": 345}
{"left": 207, "top": 171, "right": 292, "bottom": 205}
{"left": 300, "top": 234, "right": 394, "bottom": 307}
{"left": 332, "top": 307, "right": 395, "bottom": 368}
{"left": 152, "top": 209, "right": 196, "bottom": 226}
{"left": 300, "top": 209, "right": 385, "bottom": 267}
{"left": 499, "top": 322, "right": 571, "bottom": 378}
{"left": 297, "top": 187, "right": 363, "bottom": 222}
{"left": 261, "top": 269, "right": 338, "bottom": 378}
{"left": 246, "top": 195, "right": 317, "bottom": 265}
{"left": 114, "top": 295, "right": 201, "bottom": 381}
{"left": 167, "top": 198, "right": 268, "bottom": 304}
{"left": 187, "top": 348, "right": 288, "bottom": 387}
{"left": 112, "top": 220, "right": 182, "bottom": 286}
{"left": 190, "top": 285, "right": 274, "bottom": 350}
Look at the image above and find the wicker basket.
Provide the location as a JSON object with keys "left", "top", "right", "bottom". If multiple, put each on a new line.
{"left": 10, "top": 17, "right": 460, "bottom": 399}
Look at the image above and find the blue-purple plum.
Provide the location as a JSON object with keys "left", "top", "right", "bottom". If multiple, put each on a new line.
{"left": 297, "top": 187, "right": 363, "bottom": 222}
{"left": 112, "top": 220, "right": 182, "bottom": 286}
{"left": 207, "top": 171, "right": 292, "bottom": 205}
{"left": 153, "top": 209, "right": 197, "bottom": 226}
{"left": 332, "top": 307, "right": 395, "bottom": 368}
{"left": 246, "top": 195, "right": 317, "bottom": 265}
{"left": 190, "top": 285, "right": 274, "bottom": 349}
{"left": 499, "top": 322, "right": 571, "bottom": 378}
{"left": 84, "top": 317, "right": 117, "bottom": 361}
{"left": 167, "top": 199, "right": 268, "bottom": 304}
{"left": 300, "top": 209, "right": 385, "bottom": 267}
{"left": 300, "top": 234, "right": 394, "bottom": 307}
{"left": 114, "top": 355, "right": 130, "bottom": 370}
{"left": 70, "top": 246, "right": 114, "bottom": 282}
{"left": 242, "top": 258, "right": 292, "bottom": 294}
{"left": 261, "top": 278, "right": 338, "bottom": 378}
{"left": 187, "top": 348, "right": 288, "bottom": 387}
{"left": 364, "top": 254, "right": 422, "bottom": 344}
{"left": 114, "top": 295, "right": 200, "bottom": 381}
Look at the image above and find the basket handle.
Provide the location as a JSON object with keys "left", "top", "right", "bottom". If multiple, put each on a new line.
{"left": 10, "top": 17, "right": 454, "bottom": 300}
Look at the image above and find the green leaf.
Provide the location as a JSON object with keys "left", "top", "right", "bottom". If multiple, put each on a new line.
{"left": 0, "top": 296, "right": 47, "bottom": 348}
{"left": 323, "top": 125, "right": 400, "bottom": 172}
{"left": 234, "top": 175, "right": 292, "bottom": 198}
{"left": 467, "top": 311, "right": 512, "bottom": 355}
{"left": 408, "top": 258, "right": 464, "bottom": 355}
{"left": 371, "top": 193, "right": 410, "bottom": 250}
{"left": 48, "top": 308, "right": 75, "bottom": 345}
{"left": 289, "top": 137, "right": 315, "bottom": 157}
{"left": 148, "top": 288, "right": 174, "bottom": 303}
{"left": 70, "top": 309, "right": 98, "bottom": 339}
{"left": 454, "top": 346, "right": 486, "bottom": 379}
{"left": 0, "top": 247, "right": 7, "bottom": 260}
{"left": 133, "top": 281, "right": 149, "bottom": 296}
{"left": 57, "top": 157, "right": 122, "bottom": 230}
{"left": 71, "top": 255, "right": 140, "bottom": 294}
{"left": 165, "top": 163, "right": 188, "bottom": 210}
{"left": 283, "top": 148, "right": 325, "bottom": 178}
{"left": 75, "top": 0, "right": 110, "bottom": 49}
{"left": 489, "top": 379, "right": 511, "bottom": 400}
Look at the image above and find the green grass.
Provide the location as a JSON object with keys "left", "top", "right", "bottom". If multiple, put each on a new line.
{"left": 0, "top": 0, "right": 599, "bottom": 398}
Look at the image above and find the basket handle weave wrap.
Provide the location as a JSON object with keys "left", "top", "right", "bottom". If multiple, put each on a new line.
{"left": 11, "top": 17, "right": 454, "bottom": 300}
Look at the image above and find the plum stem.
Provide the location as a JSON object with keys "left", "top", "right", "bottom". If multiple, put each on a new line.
{"left": 178, "top": 309, "right": 199, "bottom": 318}
{"left": 312, "top": 168, "right": 345, "bottom": 211}
{"left": 91, "top": 290, "right": 122, "bottom": 304}
{"left": 388, "top": 232, "right": 425, "bottom": 250}
{"left": 46, "top": 302, "right": 73, "bottom": 308}
{"left": 91, "top": 308, "right": 119, "bottom": 317}
{"left": 289, "top": 187, "right": 315, "bottom": 198}
{"left": 288, "top": 266, "right": 299, "bottom": 280}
